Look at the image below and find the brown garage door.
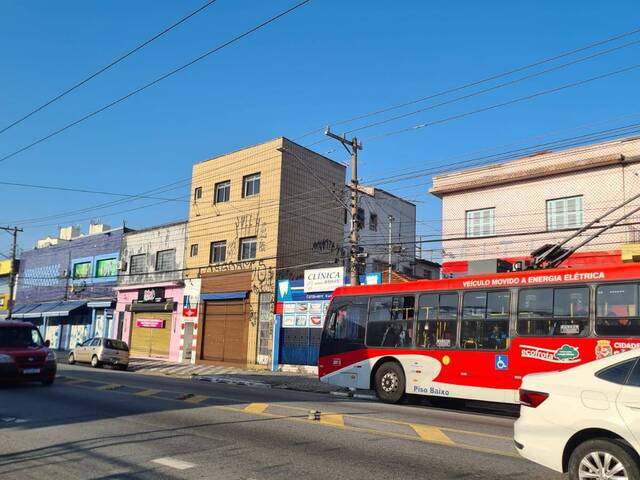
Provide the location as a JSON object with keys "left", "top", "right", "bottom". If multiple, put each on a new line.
{"left": 201, "top": 300, "right": 248, "bottom": 364}
{"left": 130, "top": 313, "right": 172, "bottom": 358}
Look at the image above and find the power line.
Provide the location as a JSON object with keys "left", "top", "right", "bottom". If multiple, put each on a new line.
{"left": 296, "top": 26, "right": 640, "bottom": 141}
{"left": 0, "top": 0, "right": 313, "bottom": 165}
{"left": 0, "top": 0, "right": 219, "bottom": 136}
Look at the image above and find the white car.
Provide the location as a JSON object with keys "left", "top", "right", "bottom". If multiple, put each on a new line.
{"left": 515, "top": 348, "right": 640, "bottom": 480}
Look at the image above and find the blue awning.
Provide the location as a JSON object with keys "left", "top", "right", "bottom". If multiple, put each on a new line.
{"left": 11, "top": 300, "right": 87, "bottom": 319}
{"left": 201, "top": 291, "right": 248, "bottom": 301}
{"left": 45, "top": 300, "right": 87, "bottom": 317}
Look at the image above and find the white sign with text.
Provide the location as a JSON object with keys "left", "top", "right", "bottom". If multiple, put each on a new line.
{"left": 304, "top": 267, "right": 345, "bottom": 293}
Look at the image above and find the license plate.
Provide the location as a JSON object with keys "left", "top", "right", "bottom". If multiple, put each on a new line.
{"left": 23, "top": 368, "right": 40, "bottom": 374}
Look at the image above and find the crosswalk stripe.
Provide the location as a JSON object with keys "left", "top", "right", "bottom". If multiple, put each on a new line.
{"left": 243, "top": 403, "right": 269, "bottom": 414}
{"left": 136, "top": 389, "right": 161, "bottom": 397}
{"left": 410, "top": 424, "right": 454, "bottom": 444}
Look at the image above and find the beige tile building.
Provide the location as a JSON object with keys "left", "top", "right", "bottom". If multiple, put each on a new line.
{"left": 185, "top": 137, "right": 345, "bottom": 366}
{"left": 430, "top": 137, "right": 640, "bottom": 275}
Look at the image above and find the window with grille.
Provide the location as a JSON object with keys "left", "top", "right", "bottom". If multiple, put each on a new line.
{"left": 239, "top": 237, "right": 257, "bottom": 260}
{"left": 155, "top": 249, "right": 175, "bottom": 272}
{"left": 194, "top": 187, "right": 202, "bottom": 202}
{"left": 210, "top": 241, "right": 227, "bottom": 263}
{"left": 130, "top": 254, "right": 146, "bottom": 275}
{"left": 547, "top": 196, "right": 583, "bottom": 231}
{"left": 190, "top": 244, "right": 198, "bottom": 257}
{"left": 243, "top": 173, "right": 260, "bottom": 197}
{"left": 466, "top": 208, "right": 495, "bottom": 237}
{"left": 369, "top": 213, "right": 378, "bottom": 231}
{"left": 215, "top": 180, "right": 230, "bottom": 203}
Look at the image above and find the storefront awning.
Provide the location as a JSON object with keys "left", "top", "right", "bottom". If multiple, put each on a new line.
{"left": 11, "top": 300, "right": 87, "bottom": 319}
{"left": 201, "top": 291, "right": 248, "bottom": 301}
{"left": 45, "top": 300, "right": 87, "bottom": 317}
{"left": 126, "top": 301, "right": 175, "bottom": 313}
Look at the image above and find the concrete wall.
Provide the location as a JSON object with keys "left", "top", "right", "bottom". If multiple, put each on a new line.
{"left": 347, "top": 186, "right": 417, "bottom": 274}
{"left": 119, "top": 221, "right": 187, "bottom": 286}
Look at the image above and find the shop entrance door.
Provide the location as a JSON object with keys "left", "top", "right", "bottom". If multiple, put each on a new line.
{"left": 130, "top": 313, "right": 172, "bottom": 358}
{"left": 201, "top": 300, "right": 247, "bottom": 364}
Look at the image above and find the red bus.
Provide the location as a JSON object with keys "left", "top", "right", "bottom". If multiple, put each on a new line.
{"left": 318, "top": 263, "right": 640, "bottom": 404}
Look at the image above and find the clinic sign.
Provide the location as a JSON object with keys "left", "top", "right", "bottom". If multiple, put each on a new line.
{"left": 304, "top": 267, "right": 345, "bottom": 293}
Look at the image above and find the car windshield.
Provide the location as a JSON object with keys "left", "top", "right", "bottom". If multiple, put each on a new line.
{"left": 104, "top": 339, "right": 128, "bottom": 351}
{"left": 0, "top": 327, "right": 45, "bottom": 348}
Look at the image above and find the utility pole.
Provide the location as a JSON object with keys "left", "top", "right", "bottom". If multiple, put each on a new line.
{"left": 325, "top": 127, "right": 363, "bottom": 286}
{"left": 388, "top": 215, "right": 394, "bottom": 283}
{"left": 1, "top": 226, "right": 22, "bottom": 319}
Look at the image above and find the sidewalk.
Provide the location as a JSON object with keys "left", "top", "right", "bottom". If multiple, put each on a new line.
{"left": 130, "top": 358, "right": 336, "bottom": 393}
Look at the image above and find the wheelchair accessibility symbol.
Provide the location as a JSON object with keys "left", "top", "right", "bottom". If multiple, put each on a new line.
{"left": 495, "top": 355, "right": 508, "bottom": 371}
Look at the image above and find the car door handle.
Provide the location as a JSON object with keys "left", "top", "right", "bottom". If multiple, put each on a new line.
{"left": 625, "top": 403, "right": 640, "bottom": 410}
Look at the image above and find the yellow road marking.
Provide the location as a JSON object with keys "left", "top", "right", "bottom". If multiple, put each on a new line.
{"left": 96, "top": 384, "right": 121, "bottom": 391}
{"left": 136, "top": 389, "right": 161, "bottom": 397}
{"left": 411, "top": 424, "right": 454, "bottom": 444}
{"left": 182, "top": 395, "right": 209, "bottom": 404}
{"left": 64, "top": 378, "right": 88, "bottom": 385}
{"left": 243, "top": 403, "right": 269, "bottom": 414}
{"left": 61, "top": 376, "right": 517, "bottom": 458}
{"left": 320, "top": 414, "right": 344, "bottom": 427}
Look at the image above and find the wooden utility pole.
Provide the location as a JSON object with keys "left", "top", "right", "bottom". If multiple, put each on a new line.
{"left": 1, "top": 226, "right": 22, "bottom": 319}
{"left": 325, "top": 127, "right": 363, "bottom": 286}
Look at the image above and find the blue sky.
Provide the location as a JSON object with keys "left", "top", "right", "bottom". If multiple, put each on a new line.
{"left": 1, "top": 0, "right": 639, "bottom": 259}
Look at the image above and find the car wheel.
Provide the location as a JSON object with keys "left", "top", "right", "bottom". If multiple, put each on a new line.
{"left": 568, "top": 438, "right": 640, "bottom": 480}
{"left": 374, "top": 362, "right": 405, "bottom": 404}
{"left": 68, "top": 353, "right": 75, "bottom": 365}
{"left": 91, "top": 355, "right": 102, "bottom": 368}
{"left": 118, "top": 364, "right": 128, "bottom": 371}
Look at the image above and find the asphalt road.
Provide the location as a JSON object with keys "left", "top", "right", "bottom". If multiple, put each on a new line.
{"left": 0, "top": 364, "right": 563, "bottom": 480}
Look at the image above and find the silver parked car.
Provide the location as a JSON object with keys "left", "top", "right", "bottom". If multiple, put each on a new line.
{"left": 69, "top": 337, "right": 129, "bottom": 370}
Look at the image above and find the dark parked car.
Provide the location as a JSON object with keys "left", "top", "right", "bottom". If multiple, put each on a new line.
{"left": 0, "top": 321, "right": 57, "bottom": 385}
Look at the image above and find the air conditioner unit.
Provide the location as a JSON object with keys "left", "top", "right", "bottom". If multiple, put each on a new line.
{"left": 117, "top": 260, "right": 127, "bottom": 272}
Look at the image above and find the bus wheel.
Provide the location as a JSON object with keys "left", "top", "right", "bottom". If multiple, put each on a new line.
{"left": 374, "top": 362, "right": 405, "bottom": 404}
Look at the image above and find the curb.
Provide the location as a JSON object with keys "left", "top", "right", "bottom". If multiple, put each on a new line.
{"left": 194, "top": 375, "right": 272, "bottom": 389}
{"left": 329, "top": 390, "right": 377, "bottom": 400}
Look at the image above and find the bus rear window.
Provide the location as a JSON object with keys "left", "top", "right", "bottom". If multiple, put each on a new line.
{"left": 596, "top": 284, "right": 640, "bottom": 336}
{"left": 517, "top": 287, "right": 588, "bottom": 336}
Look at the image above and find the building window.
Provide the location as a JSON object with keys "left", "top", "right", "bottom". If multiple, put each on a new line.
{"left": 547, "top": 196, "right": 583, "bottom": 231}
{"left": 356, "top": 207, "right": 365, "bottom": 229}
{"left": 243, "top": 173, "right": 260, "bottom": 198}
{"left": 190, "top": 244, "right": 198, "bottom": 257}
{"left": 239, "top": 236, "right": 257, "bottom": 260}
{"left": 194, "top": 187, "right": 202, "bottom": 202}
{"left": 96, "top": 258, "right": 117, "bottom": 278}
{"left": 214, "top": 180, "right": 230, "bottom": 203}
{"left": 344, "top": 208, "right": 348, "bottom": 225}
{"left": 72, "top": 262, "right": 91, "bottom": 279}
{"left": 369, "top": 213, "right": 378, "bottom": 231}
{"left": 155, "top": 249, "right": 176, "bottom": 272}
{"left": 130, "top": 254, "right": 146, "bottom": 275}
{"left": 210, "top": 241, "right": 227, "bottom": 264}
{"left": 466, "top": 208, "right": 495, "bottom": 238}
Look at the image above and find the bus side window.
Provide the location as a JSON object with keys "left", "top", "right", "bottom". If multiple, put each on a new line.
{"left": 416, "top": 293, "right": 457, "bottom": 349}
{"left": 366, "top": 296, "right": 415, "bottom": 348}
{"left": 324, "top": 297, "right": 368, "bottom": 343}
{"left": 596, "top": 283, "right": 640, "bottom": 336}
{"left": 461, "top": 291, "right": 510, "bottom": 349}
{"left": 517, "top": 287, "right": 589, "bottom": 336}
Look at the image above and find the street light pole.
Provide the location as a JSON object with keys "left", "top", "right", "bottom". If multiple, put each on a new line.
{"left": 325, "top": 127, "right": 363, "bottom": 286}
{"left": 1, "top": 226, "right": 22, "bottom": 319}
